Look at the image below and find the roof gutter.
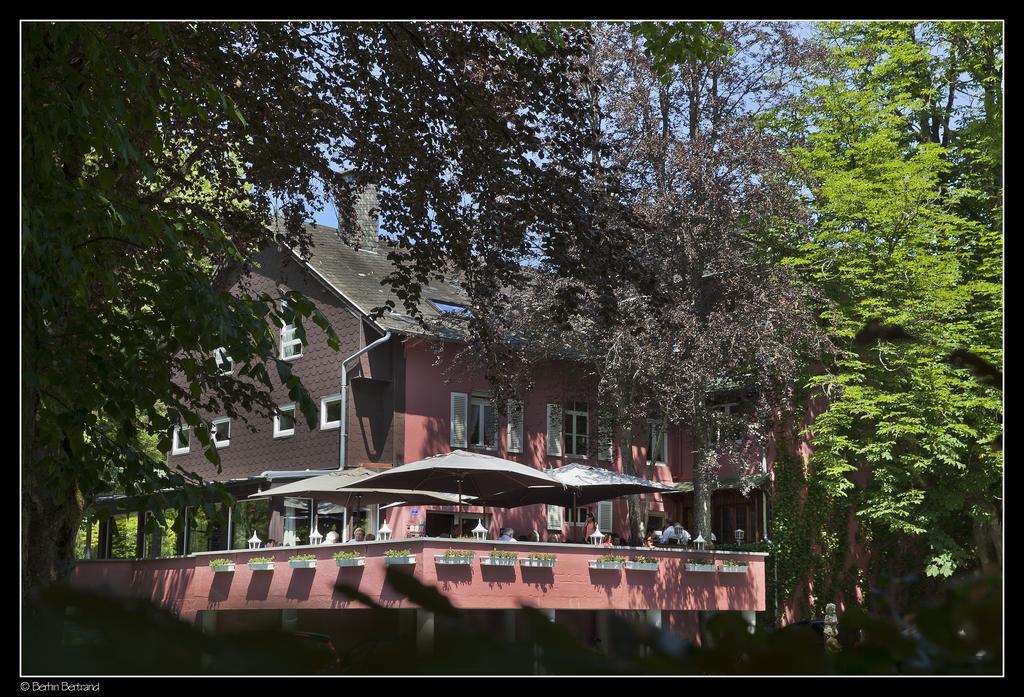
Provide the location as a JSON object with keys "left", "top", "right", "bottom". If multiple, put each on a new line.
{"left": 339, "top": 330, "right": 392, "bottom": 470}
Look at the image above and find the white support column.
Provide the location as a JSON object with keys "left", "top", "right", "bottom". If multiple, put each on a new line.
{"left": 502, "top": 609, "right": 517, "bottom": 644}
{"left": 282, "top": 608, "right": 298, "bottom": 632}
{"left": 533, "top": 609, "right": 556, "bottom": 674}
{"left": 740, "top": 610, "right": 756, "bottom": 635}
{"left": 640, "top": 610, "right": 663, "bottom": 657}
{"left": 199, "top": 610, "right": 216, "bottom": 636}
{"left": 595, "top": 611, "right": 610, "bottom": 655}
{"left": 416, "top": 609, "right": 435, "bottom": 657}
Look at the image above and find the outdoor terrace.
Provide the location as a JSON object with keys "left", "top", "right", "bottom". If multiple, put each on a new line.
{"left": 70, "top": 538, "right": 767, "bottom": 623}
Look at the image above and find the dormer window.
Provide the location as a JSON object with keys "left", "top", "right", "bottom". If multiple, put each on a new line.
{"left": 430, "top": 299, "right": 472, "bottom": 316}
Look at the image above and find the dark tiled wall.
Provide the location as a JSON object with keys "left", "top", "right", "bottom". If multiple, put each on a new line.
{"left": 169, "top": 247, "right": 398, "bottom": 481}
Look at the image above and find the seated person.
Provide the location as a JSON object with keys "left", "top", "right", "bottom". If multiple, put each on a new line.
{"left": 600, "top": 534, "right": 613, "bottom": 547}
{"left": 642, "top": 532, "right": 656, "bottom": 549}
{"left": 528, "top": 530, "right": 541, "bottom": 543}
{"left": 352, "top": 527, "right": 366, "bottom": 542}
{"left": 659, "top": 522, "right": 680, "bottom": 546}
{"left": 324, "top": 529, "right": 340, "bottom": 544}
{"left": 547, "top": 532, "right": 562, "bottom": 543}
{"left": 364, "top": 533, "right": 375, "bottom": 541}
{"left": 264, "top": 539, "right": 277, "bottom": 548}
{"left": 497, "top": 527, "right": 517, "bottom": 542}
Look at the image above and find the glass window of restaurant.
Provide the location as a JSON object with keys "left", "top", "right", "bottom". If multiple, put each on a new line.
{"left": 316, "top": 501, "right": 346, "bottom": 542}
{"left": 108, "top": 513, "right": 140, "bottom": 559}
{"left": 283, "top": 497, "right": 312, "bottom": 546}
{"left": 144, "top": 508, "right": 185, "bottom": 558}
{"left": 74, "top": 516, "right": 100, "bottom": 560}
{"left": 232, "top": 498, "right": 272, "bottom": 549}
{"left": 187, "top": 504, "right": 227, "bottom": 554}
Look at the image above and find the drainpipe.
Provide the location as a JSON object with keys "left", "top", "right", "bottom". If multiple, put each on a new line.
{"left": 339, "top": 331, "right": 392, "bottom": 470}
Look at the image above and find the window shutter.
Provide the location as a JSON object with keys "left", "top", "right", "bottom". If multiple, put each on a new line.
{"left": 597, "top": 411, "right": 613, "bottom": 461}
{"left": 507, "top": 400, "right": 524, "bottom": 454}
{"left": 597, "top": 500, "right": 613, "bottom": 535}
{"left": 486, "top": 402, "right": 499, "bottom": 449}
{"left": 450, "top": 392, "right": 468, "bottom": 448}
{"left": 545, "top": 404, "right": 563, "bottom": 456}
{"left": 546, "top": 504, "right": 564, "bottom": 531}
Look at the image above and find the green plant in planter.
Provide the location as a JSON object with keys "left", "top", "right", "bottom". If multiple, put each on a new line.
{"left": 597, "top": 555, "right": 626, "bottom": 563}
{"left": 333, "top": 551, "right": 362, "bottom": 560}
{"left": 209, "top": 559, "right": 235, "bottom": 568}
{"left": 289, "top": 554, "right": 316, "bottom": 562}
{"left": 441, "top": 549, "right": 475, "bottom": 558}
{"left": 383, "top": 549, "right": 413, "bottom": 558}
{"left": 527, "top": 553, "right": 557, "bottom": 561}
{"left": 488, "top": 550, "right": 518, "bottom": 559}
{"left": 630, "top": 555, "right": 657, "bottom": 564}
{"left": 721, "top": 559, "right": 747, "bottom": 567}
{"left": 247, "top": 556, "right": 274, "bottom": 564}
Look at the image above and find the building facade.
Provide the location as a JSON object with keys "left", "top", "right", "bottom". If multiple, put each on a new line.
{"left": 72, "top": 199, "right": 776, "bottom": 656}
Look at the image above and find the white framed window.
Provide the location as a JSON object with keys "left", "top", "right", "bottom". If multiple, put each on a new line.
{"left": 507, "top": 399, "right": 524, "bottom": 454}
{"left": 172, "top": 425, "right": 191, "bottom": 455}
{"left": 320, "top": 394, "right": 342, "bottom": 430}
{"left": 274, "top": 404, "right": 296, "bottom": 438}
{"left": 565, "top": 506, "right": 589, "bottom": 527}
{"left": 710, "top": 402, "right": 741, "bottom": 445}
{"left": 469, "top": 396, "right": 498, "bottom": 450}
{"left": 213, "top": 347, "right": 233, "bottom": 375}
{"left": 211, "top": 417, "right": 231, "bottom": 448}
{"left": 564, "top": 401, "right": 588, "bottom": 457}
{"left": 647, "top": 420, "right": 668, "bottom": 466}
{"left": 279, "top": 301, "right": 303, "bottom": 360}
{"left": 647, "top": 513, "right": 666, "bottom": 535}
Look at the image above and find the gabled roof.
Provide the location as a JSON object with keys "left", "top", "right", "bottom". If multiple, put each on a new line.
{"left": 271, "top": 219, "right": 469, "bottom": 339}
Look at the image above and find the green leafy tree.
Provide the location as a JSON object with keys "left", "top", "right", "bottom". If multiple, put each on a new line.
{"left": 766, "top": 21, "right": 1002, "bottom": 605}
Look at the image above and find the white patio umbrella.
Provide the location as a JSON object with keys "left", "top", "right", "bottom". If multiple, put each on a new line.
{"left": 336, "top": 449, "right": 565, "bottom": 513}
{"left": 470, "top": 462, "right": 676, "bottom": 542}
{"left": 249, "top": 467, "right": 467, "bottom": 539}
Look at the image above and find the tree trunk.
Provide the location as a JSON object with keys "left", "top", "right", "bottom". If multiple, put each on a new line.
{"left": 617, "top": 421, "right": 643, "bottom": 544}
{"left": 691, "top": 415, "right": 715, "bottom": 540}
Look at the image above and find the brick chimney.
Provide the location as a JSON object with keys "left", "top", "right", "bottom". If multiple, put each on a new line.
{"left": 341, "top": 172, "right": 381, "bottom": 252}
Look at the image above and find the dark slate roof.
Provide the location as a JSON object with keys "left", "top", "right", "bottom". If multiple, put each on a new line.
{"left": 271, "top": 220, "right": 470, "bottom": 339}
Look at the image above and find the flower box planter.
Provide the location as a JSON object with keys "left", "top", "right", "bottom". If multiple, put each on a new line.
{"left": 211, "top": 563, "right": 235, "bottom": 573}
{"left": 248, "top": 562, "right": 275, "bottom": 571}
{"left": 719, "top": 564, "right": 748, "bottom": 573}
{"left": 589, "top": 560, "right": 624, "bottom": 570}
{"left": 481, "top": 557, "right": 518, "bottom": 567}
{"left": 520, "top": 558, "right": 557, "bottom": 568}
{"left": 384, "top": 555, "right": 417, "bottom": 566}
{"left": 334, "top": 556, "right": 365, "bottom": 568}
{"left": 435, "top": 555, "right": 474, "bottom": 566}
{"left": 288, "top": 559, "right": 318, "bottom": 569}
{"left": 625, "top": 561, "right": 659, "bottom": 572}
{"left": 685, "top": 563, "right": 716, "bottom": 573}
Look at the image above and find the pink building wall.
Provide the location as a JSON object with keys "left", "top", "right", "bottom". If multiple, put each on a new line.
{"left": 386, "top": 339, "right": 767, "bottom": 543}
